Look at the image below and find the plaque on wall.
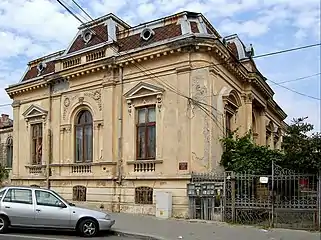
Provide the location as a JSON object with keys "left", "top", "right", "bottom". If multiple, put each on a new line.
{"left": 179, "top": 162, "right": 188, "bottom": 171}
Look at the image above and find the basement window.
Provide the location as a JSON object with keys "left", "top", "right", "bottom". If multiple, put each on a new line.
{"left": 135, "top": 186, "right": 153, "bottom": 204}
{"left": 73, "top": 185, "right": 87, "bottom": 201}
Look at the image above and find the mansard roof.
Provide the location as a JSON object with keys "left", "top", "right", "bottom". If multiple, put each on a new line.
{"left": 19, "top": 11, "right": 218, "bottom": 82}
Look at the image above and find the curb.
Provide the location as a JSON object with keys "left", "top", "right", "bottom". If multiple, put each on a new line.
{"left": 110, "top": 229, "right": 168, "bottom": 240}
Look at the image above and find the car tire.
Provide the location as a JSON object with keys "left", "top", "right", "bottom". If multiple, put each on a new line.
{"left": 79, "top": 218, "right": 98, "bottom": 238}
{"left": 0, "top": 215, "right": 9, "bottom": 234}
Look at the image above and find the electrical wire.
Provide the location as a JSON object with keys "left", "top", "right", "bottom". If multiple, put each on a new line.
{"left": 267, "top": 73, "right": 321, "bottom": 85}
{"left": 268, "top": 79, "right": 320, "bottom": 100}
{"left": 63, "top": 0, "right": 321, "bottom": 104}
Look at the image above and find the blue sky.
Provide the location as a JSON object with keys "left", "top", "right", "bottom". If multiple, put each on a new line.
{"left": 0, "top": 0, "right": 320, "bottom": 131}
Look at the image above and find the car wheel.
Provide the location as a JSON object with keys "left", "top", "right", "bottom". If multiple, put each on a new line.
{"left": 0, "top": 215, "right": 9, "bottom": 233}
{"left": 79, "top": 219, "right": 98, "bottom": 237}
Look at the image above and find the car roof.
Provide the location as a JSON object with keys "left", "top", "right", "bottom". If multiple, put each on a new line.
{"left": 1, "top": 186, "right": 52, "bottom": 191}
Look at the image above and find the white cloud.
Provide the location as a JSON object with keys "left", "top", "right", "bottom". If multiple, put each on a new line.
{"left": 0, "top": 0, "right": 79, "bottom": 45}
{"left": 90, "top": 0, "right": 128, "bottom": 17}
{"left": 219, "top": 19, "right": 270, "bottom": 37}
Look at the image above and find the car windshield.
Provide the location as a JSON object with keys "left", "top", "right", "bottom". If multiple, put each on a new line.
{"left": 51, "top": 190, "right": 75, "bottom": 206}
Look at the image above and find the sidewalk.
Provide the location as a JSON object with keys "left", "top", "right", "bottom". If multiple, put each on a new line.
{"left": 110, "top": 212, "right": 320, "bottom": 240}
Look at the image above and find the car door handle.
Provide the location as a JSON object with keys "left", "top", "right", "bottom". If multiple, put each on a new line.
{"left": 4, "top": 206, "right": 10, "bottom": 209}
{"left": 36, "top": 209, "right": 41, "bottom": 212}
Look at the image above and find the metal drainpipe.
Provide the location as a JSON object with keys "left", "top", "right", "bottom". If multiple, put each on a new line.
{"left": 46, "top": 82, "right": 52, "bottom": 189}
{"left": 117, "top": 67, "right": 124, "bottom": 183}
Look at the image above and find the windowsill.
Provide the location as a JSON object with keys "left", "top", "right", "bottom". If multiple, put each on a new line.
{"left": 5, "top": 167, "right": 12, "bottom": 170}
{"left": 50, "top": 162, "right": 117, "bottom": 167}
{"left": 127, "top": 159, "right": 163, "bottom": 165}
{"left": 25, "top": 165, "right": 46, "bottom": 168}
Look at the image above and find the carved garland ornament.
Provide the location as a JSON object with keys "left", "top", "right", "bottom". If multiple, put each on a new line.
{"left": 63, "top": 90, "right": 102, "bottom": 120}
{"left": 84, "top": 90, "right": 102, "bottom": 110}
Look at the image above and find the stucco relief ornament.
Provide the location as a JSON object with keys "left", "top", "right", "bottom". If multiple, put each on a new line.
{"left": 63, "top": 98, "right": 70, "bottom": 120}
{"left": 84, "top": 90, "right": 102, "bottom": 111}
{"left": 156, "top": 94, "right": 162, "bottom": 111}
{"left": 93, "top": 90, "right": 101, "bottom": 101}
{"left": 127, "top": 100, "right": 133, "bottom": 114}
{"left": 64, "top": 97, "right": 70, "bottom": 107}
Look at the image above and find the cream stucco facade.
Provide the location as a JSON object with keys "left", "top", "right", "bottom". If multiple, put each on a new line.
{"left": 5, "top": 12, "right": 286, "bottom": 218}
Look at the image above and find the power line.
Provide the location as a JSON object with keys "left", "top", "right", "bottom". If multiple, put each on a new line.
{"left": 252, "top": 43, "right": 321, "bottom": 59}
{"left": 268, "top": 73, "right": 321, "bottom": 85}
{"left": 0, "top": 103, "right": 12, "bottom": 108}
{"left": 1, "top": 70, "right": 319, "bottom": 110}
{"left": 62, "top": 0, "right": 321, "bottom": 105}
{"left": 71, "top": 0, "right": 93, "bottom": 21}
{"left": 268, "top": 79, "right": 320, "bottom": 100}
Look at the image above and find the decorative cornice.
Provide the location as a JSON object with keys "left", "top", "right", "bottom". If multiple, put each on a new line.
{"left": 7, "top": 81, "right": 48, "bottom": 98}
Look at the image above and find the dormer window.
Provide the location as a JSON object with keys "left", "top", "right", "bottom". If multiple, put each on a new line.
{"left": 37, "top": 62, "right": 46, "bottom": 75}
{"left": 81, "top": 30, "right": 93, "bottom": 44}
{"left": 140, "top": 28, "right": 154, "bottom": 41}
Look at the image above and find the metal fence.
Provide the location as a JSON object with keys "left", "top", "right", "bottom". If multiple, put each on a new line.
{"left": 188, "top": 164, "right": 321, "bottom": 231}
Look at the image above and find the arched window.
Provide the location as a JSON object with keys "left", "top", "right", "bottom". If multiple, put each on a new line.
{"left": 75, "top": 110, "right": 93, "bottom": 163}
{"left": 6, "top": 137, "right": 13, "bottom": 168}
{"left": 224, "top": 91, "right": 241, "bottom": 135}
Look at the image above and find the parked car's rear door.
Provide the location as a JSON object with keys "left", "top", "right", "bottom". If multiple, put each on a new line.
{"left": 33, "top": 189, "right": 71, "bottom": 228}
{"left": 1, "top": 188, "right": 35, "bottom": 226}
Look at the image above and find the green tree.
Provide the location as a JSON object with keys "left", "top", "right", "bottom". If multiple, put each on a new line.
{"left": 282, "top": 117, "right": 321, "bottom": 173}
{"left": 220, "top": 117, "right": 321, "bottom": 174}
{"left": 0, "top": 165, "right": 8, "bottom": 186}
{"left": 220, "top": 131, "right": 284, "bottom": 175}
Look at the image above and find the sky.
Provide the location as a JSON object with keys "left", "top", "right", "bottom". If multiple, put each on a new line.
{"left": 0, "top": 0, "right": 320, "bottom": 131}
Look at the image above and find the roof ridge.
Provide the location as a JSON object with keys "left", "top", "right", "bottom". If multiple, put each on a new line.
{"left": 28, "top": 50, "right": 65, "bottom": 65}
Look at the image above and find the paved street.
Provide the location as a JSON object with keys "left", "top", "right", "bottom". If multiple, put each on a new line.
{"left": 0, "top": 213, "right": 320, "bottom": 240}
{"left": 0, "top": 229, "right": 139, "bottom": 240}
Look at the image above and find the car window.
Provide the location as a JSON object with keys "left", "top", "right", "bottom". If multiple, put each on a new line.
{"left": 0, "top": 189, "right": 6, "bottom": 200}
{"left": 35, "top": 190, "right": 65, "bottom": 207}
{"left": 3, "top": 189, "right": 33, "bottom": 205}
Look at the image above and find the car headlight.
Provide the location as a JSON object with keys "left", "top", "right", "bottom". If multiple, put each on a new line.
{"left": 105, "top": 214, "right": 111, "bottom": 220}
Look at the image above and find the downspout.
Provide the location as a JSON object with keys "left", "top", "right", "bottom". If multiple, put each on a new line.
{"left": 117, "top": 66, "right": 124, "bottom": 212}
{"left": 46, "top": 82, "right": 52, "bottom": 188}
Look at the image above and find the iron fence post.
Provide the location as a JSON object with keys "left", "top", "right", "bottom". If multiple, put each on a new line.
{"left": 318, "top": 170, "right": 321, "bottom": 232}
{"left": 231, "top": 172, "right": 236, "bottom": 223}
{"left": 271, "top": 160, "right": 275, "bottom": 228}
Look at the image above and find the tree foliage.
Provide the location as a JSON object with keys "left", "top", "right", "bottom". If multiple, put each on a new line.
{"left": 0, "top": 165, "right": 8, "bottom": 185}
{"left": 220, "top": 131, "right": 284, "bottom": 175}
{"left": 281, "top": 117, "right": 321, "bottom": 173}
{"left": 220, "top": 117, "right": 321, "bottom": 174}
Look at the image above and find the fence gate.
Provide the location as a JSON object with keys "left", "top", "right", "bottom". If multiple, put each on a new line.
{"left": 224, "top": 164, "right": 321, "bottom": 231}
{"left": 187, "top": 172, "right": 224, "bottom": 221}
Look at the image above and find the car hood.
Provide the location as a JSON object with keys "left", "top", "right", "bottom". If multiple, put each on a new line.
{"left": 70, "top": 205, "right": 108, "bottom": 219}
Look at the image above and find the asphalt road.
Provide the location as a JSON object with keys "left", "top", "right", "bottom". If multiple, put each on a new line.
{"left": 0, "top": 229, "right": 140, "bottom": 240}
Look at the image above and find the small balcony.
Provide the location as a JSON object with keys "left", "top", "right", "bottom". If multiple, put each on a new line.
{"left": 25, "top": 165, "right": 46, "bottom": 176}
{"left": 71, "top": 164, "right": 92, "bottom": 173}
{"left": 127, "top": 160, "right": 163, "bottom": 174}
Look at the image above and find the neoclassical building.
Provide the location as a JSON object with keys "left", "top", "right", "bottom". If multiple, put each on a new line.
{"left": 6, "top": 11, "right": 286, "bottom": 217}
{"left": 0, "top": 114, "right": 13, "bottom": 185}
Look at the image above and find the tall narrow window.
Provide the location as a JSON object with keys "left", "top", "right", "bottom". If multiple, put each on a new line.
{"left": 6, "top": 137, "right": 13, "bottom": 168}
{"left": 31, "top": 123, "right": 43, "bottom": 165}
{"left": 136, "top": 106, "right": 156, "bottom": 160}
{"left": 75, "top": 110, "right": 93, "bottom": 163}
{"left": 225, "top": 112, "right": 233, "bottom": 135}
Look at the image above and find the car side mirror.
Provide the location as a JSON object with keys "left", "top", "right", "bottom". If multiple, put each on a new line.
{"left": 58, "top": 202, "right": 67, "bottom": 208}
